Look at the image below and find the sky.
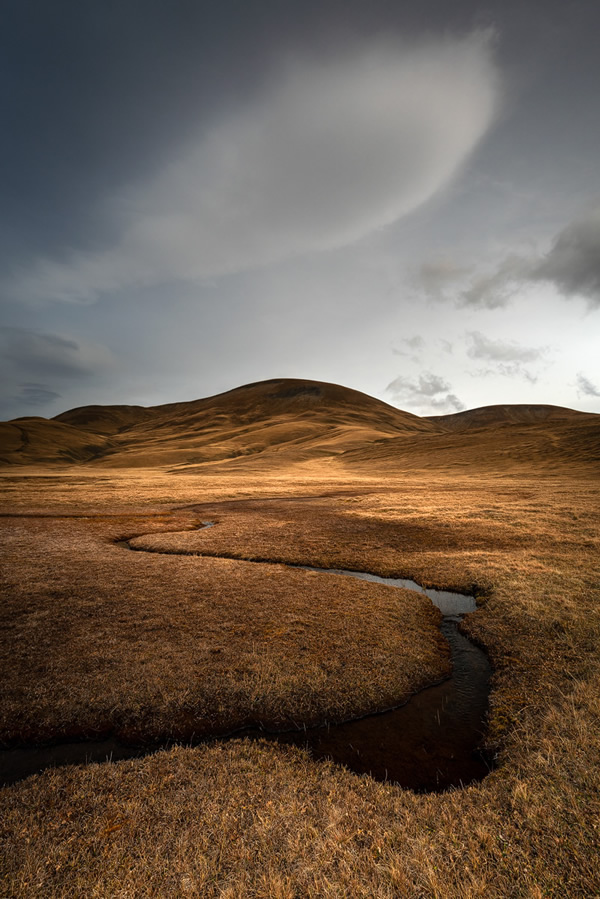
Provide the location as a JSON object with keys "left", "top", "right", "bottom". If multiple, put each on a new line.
{"left": 1, "top": 0, "right": 600, "bottom": 420}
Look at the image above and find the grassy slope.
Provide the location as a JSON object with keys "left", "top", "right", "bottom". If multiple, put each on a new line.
{"left": 2, "top": 379, "right": 439, "bottom": 468}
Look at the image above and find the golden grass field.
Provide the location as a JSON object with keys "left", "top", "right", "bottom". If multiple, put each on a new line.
{"left": 1, "top": 380, "right": 599, "bottom": 897}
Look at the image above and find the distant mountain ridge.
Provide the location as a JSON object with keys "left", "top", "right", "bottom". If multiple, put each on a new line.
{"left": 427, "top": 403, "right": 586, "bottom": 431}
{"left": 0, "top": 378, "right": 598, "bottom": 471}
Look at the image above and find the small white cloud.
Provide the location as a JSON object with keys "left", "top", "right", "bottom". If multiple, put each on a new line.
{"left": 465, "top": 331, "right": 548, "bottom": 384}
{"left": 386, "top": 371, "right": 464, "bottom": 413}
{"left": 471, "top": 364, "right": 538, "bottom": 384}
{"left": 392, "top": 334, "right": 425, "bottom": 359}
{"left": 576, "top": 372, "right": 600, "bottom": 398}
{"left": 466, "top": 330, "right": 546, "bottom": 363}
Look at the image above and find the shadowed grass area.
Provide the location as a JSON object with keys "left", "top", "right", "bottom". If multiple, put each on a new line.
{"left": 1, "top": 466, "right": 599, "bottom": 896}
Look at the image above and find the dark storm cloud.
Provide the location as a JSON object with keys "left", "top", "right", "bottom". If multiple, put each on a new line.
{"left": 576, "top": 373, "right": 600, "bottom": 398}
{"left": 386, "top": 372, "right": 464, "bottom": 413}
{"left": 0, "top": 0, "right": 502, "bottom": 282}
{"left": 439, "top": 205, "right": 600, "bottom": 310}
{"left": 531, "top": 205, "right": 600, "bottom": 307}
{"left": 0, "top": 0, "right": 284, "bottom": 269}
{"left": 0, "top": 328, "right": 113, "bottom": 379}
{"left": 14, "top": 383, "right": 62, "bottom": 408}
{"left": 0, "top": 327, "right": 114, "bottom": 418}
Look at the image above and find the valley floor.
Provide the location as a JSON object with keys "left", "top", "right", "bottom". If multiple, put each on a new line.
{"left": 1, "top": 464, "right": 599, "bottom": 897}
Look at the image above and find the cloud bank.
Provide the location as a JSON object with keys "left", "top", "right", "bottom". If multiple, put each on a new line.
{"left": 0, "top": 328, "right": 113, "bottom": 378}
{"left": 7, "top": 33, "right": 499, "bottom": 304}
{"left": 14, "top": 383, "right": 62, "bottom": 408}
{"left": 0, "top": 327, "right": 115, "bottom": 417}
{"left": 532, "top": 205, "right": 600, "bottom": 306}
{"left": 419, "top": 204, "right": 600, "bottom": 310}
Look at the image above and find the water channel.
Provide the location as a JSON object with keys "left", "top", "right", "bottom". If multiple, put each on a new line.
{"left": 1, "top": 524, "right": 493, "bottom": 793}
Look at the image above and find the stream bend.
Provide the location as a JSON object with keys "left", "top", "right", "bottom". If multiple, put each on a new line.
{"left": 1, "top": 521, "right": 493, "bottom": 793}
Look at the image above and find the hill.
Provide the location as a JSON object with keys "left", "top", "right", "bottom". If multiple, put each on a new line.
{"left": 343, "top": 403, "right": 600, "bottom": 473}
{"left": 427, "top": 403, "right": 586, "bottom": 431}
{"left": 0, "top": 380, "right": 598, "bottom": 472}
{"left": 0, "top": 379, "right": 436, "bottom": 468}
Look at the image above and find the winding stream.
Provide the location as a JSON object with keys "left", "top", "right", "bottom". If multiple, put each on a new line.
{"left": 1, "top": 521, "right": 493, "bottom": 793}
{"left": 270, "top": 566, "right": 492, "bottom": 792}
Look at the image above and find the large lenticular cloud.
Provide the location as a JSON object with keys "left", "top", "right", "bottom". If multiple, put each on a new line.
{"left": 9, "top": 32, "right": 500, "bottom": 303}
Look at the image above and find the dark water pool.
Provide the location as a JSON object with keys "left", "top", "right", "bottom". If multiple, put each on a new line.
{"left": 252, "top": 566, "right": 492, "bottom": 792}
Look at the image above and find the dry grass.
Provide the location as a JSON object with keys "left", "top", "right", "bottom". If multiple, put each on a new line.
{"left": 0, "top": 510, "right": 446, "bottom": 745}
{"left": 1, "top": 463, "right": 600, "bottom": 896}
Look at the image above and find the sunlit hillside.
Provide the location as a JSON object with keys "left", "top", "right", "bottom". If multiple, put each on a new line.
{"left": 1, "top": 378, "right": 598, "bottom": 473}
